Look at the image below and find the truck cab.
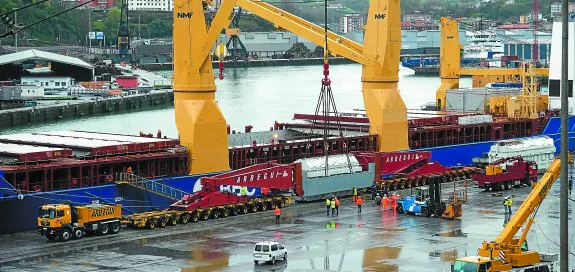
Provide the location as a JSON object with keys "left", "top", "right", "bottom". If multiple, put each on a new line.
{"left": 452, "top": 257, "right": 494, "bottom": 272}
{"left": 38, "top": 204, "right": 72, "bottom": 230}
{"left": 38, "top": 204, "right": 76, "bottom": 241}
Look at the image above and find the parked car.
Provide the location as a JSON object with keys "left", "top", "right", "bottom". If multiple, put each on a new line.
{"left": 253, "top": 241, "right": 287, "bottom": 265}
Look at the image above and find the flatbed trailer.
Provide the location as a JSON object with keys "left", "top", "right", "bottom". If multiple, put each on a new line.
{"left": 121, "top": 196, "right": 292, "bottom": 229}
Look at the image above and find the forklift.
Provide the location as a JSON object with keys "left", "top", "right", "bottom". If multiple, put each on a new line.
{"left": 396, "top": 175, "right": 463, "bottom": 218}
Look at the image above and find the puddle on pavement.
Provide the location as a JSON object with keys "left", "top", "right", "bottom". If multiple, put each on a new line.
{"left": 433, "top": 229, "right": 467, "bottom": 237}
{"left": 181, "top": 250, "right": 231, "bottom": 272}
{"left": 478, "top": 209, "right": 497, "bottom": 215}
{"left": 429, "top": 249, "right": 458, "bottom": 262}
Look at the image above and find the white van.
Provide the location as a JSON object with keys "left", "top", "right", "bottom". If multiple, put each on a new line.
{"left": 253, "top": 241, "right": 287, "bottom": 265}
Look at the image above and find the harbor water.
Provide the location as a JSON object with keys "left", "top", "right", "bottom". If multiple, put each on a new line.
{"left": 0, "top": 64, "right": 471, "bottom": 136}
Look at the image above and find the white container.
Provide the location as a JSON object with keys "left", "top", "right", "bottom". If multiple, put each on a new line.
{"left": 487, "top": 136, "right": 556, "bottom": 172}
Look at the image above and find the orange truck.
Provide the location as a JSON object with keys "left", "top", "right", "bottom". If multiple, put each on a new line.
{"left": 38, "top": 202, "right": 122, "bottom": 242}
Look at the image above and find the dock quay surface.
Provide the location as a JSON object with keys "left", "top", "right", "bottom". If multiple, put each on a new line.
{"left": 0, "top": 179, "right": 572, "bottom": 271}
{"left": 138, "top": 57, "right": 356, "bottom": 71}
{"left": 0, "top": 91, "right": 174, "bottom": 130}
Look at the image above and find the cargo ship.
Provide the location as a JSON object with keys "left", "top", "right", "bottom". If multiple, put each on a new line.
{"left": 2, "top": 98, "right": 574, "bottom": 233}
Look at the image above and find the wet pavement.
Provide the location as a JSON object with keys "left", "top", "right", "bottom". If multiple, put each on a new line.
{"left": 0, "top": 182, "right": 573, "bottom": 272}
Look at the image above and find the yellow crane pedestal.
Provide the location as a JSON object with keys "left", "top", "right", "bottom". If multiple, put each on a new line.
{"left": 172, "top": 0, "right": 410, "bottom": 174}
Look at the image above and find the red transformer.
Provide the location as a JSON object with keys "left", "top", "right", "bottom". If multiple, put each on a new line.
{"left": 167, "top": 161, "right": 301, "bottom": 221}
{"left": 355, "top": 151, "right": 476, "bottom": 197}
{"left": 472, "top": 156, "right": 538, "bottom": 191}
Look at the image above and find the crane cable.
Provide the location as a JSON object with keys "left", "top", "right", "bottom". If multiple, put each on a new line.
{"left": 322, "top": 0, "right": 330, "bottom": 86}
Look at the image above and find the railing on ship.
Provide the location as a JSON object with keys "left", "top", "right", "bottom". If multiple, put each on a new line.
{"left": 117, "top": 172, "right": 188, "bottom": 200}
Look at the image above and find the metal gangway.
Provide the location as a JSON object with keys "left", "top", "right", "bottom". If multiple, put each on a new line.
{"left": 116, "top": 173, "right": 188, "bottom": 201}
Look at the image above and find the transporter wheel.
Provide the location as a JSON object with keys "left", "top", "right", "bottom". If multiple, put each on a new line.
{"left": 168, "top": 217, "right": 178, "bottom": 226}
{"left": 212, "top": 210, "right": 220, "bottom": 219}
{"left": 497, "top": 183, "right": 504, "bottom": 191}
{"left": 269, "top": 202, "right": 277, "bottom": 210}
{"left": 60, "top": 229, "right": 71, "bottom": 242}
{"left": 504, "top": 182, "right": 511, "bottom": 190}
{"left": 158, "top": 218, "right": 167, "bottom": 228}
{"left": 191, "top": 213, "right": 199, "bottom": 223}
{"left": 201, "top": 211, "right": 211, "bottom": 221}
{"left": 99, "top": 224, "right": 110, "bottom": 235}
{"left": 240, "top": 205, "right": 249, "bottom": 214}
{"left": 278, "top": 200, "right": 286, "bottom": 208}
{"left": 147, "top": 220, "right": 156, "bottom": 230}
{"left": 110, "top": 222, "right": 121, "bottom": 234}
{"left": 72, "top": 229, "right": 84, "bottom": 240}
{"left": 222, "top": 208, "right": 230, "bottom": 218}
{"left": 250, "top": 204, "right": 258, "bottom": 213}
{"left": 180, "top": 214, "right": 190, "bottom": 224}
{"left": 260, "top": 202, "right": 268, "bottom": 211}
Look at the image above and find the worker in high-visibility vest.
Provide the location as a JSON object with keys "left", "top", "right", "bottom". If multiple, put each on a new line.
{"left": 326, "top": 198, "right": 331, "bottom": 216}
{"left": 356, "top": 196, "right": 363, "bottom": 213}
{"left": 390, "top": 193, "right": 398, "bottom": 211}
{"left": 240, "top": 186, "right": 248, "bottom": 197}
{"left": 274, "top": 207, "right": 281, "bottom": 224}
{"left": 334, "top": 197, "right": 340, "bottom": 215}
{"left": 352, "top": 187, "right": 358, "bottom": 203}
{"left": 382, "top": 194, "right": 390, "bottom": 211}
{"left": 330, "top": 198, "right": 336, "bottom": 216}
{"left": 503, "top": 196, "right": 513, "bottom": 214}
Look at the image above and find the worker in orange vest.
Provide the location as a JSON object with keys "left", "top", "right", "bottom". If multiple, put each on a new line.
{"left": 334, "top": 197, "right": 340, "bottom": 215}
{"left": 127, "top": 166, "right": 133, "bottom": 173}
{"left": 390, "top": 193, "right": 398, "bottom": 211}
{"left": 382, "top": 194, "right": 390, "bottom": 211}
{"left": 274, "top": 207, "right": 281, "bottom": 224}
{"left": 356, "top": 196, "right": 363, "bottom": 213}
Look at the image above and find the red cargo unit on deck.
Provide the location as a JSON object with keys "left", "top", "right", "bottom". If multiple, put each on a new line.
{"left": 0, "top": 143, "right": 72, "bottom": 162}
{"left": 115, "top": 75, "right": 139, "bottom": 89}
{"left": 201, "top": 161, "right": 299, "bottom": 192}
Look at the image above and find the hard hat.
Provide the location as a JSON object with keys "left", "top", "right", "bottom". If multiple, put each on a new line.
{"left": 377, "top": 193, "right": 380, "bottom": 196}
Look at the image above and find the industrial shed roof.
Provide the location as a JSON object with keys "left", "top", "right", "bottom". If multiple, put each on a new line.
{"left": 0, "top": 49, "right": 93, "bottom": 69}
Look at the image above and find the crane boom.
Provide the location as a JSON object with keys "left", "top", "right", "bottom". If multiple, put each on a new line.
{"left": 173, "top": 0, "right": 408, "bottom": 174}
{"left": 495, "top": 157, "right": 561, "bottom": 244}
{"left": 237, "top": 0, "right": 368, "bottom": 64}
{"left": 452, "top": 156, "right": 568, "bottom": 272}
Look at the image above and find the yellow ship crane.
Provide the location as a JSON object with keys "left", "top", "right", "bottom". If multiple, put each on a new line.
{"left": 174, "top": 0, "right": 408, "bottom": 174}
{"left": 452, "top": 156, "right": 567, "bottom": 272}
{"left": 436, "top": 17, "right": 549, "bottom": 113}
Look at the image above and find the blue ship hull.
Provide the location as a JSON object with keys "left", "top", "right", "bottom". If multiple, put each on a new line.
{"left": 2, "top": 116, "right": 574, "bottom": 233}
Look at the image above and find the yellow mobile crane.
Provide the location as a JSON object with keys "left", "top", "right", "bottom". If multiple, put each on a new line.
{"left": 436, "top": 17, "right": 550, "bottom": 113}
{"left": 173, "top": 0, "right": 408, "bottom": 174}
{"left": 451, "top": 156, "right": 567, "bottom": 272}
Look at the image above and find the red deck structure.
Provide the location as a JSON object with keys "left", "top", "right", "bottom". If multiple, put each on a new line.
{"left": 0, "top": 143, "right": 72, "bottom": 162}
{"left": 0, "top": 131, "right": 188, "bottom": 192}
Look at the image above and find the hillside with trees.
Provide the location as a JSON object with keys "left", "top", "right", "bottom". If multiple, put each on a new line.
{"left": 0, "top": 0, "right": 556, "bottom": 46}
